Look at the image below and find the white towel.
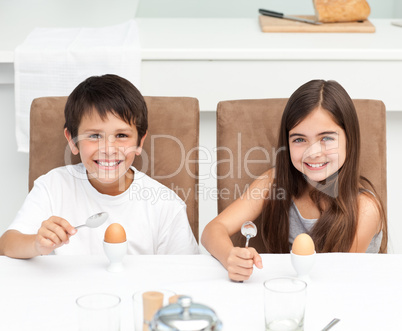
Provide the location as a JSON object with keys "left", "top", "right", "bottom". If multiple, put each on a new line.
{"left": 14, "top": 20, "right": 141, "bottom": 153}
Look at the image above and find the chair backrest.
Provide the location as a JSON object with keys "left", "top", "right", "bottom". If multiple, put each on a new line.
{"left": 216, "top": 98, "right": 387, "bottom": 250}
{"left": 29, "top": 96, "right": 200, "bottom": 241}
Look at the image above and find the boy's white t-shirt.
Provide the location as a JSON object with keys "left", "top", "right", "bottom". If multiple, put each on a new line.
{"left": 8, "top": 163, "right": 199, "bottom": 255}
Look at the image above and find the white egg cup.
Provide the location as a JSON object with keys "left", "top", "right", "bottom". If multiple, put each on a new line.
{"left": 103, "top": 241, "right": 127, "bottom": 273}
{"left": 290, "top": 250, "right": 316, "bottom": 283}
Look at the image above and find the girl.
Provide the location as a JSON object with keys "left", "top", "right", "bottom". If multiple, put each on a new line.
{"left": 201, "top": 79, "right": 387, "bottom": 281}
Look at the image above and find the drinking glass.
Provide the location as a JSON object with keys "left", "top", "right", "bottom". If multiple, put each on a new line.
{"left": 76, "top": 293, "right": 121, "bottom": 331}
{"left": 264, "top": 277, "right": 307, "bottom": 331}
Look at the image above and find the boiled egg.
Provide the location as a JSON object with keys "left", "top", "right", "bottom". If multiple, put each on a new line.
{"left": 104, "top": 223, "right": 126, "bottom": 243}
{"left": 292, "top": 233, "right": 315, "bottom": 255}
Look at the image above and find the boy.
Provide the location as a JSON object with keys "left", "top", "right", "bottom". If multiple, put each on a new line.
{"left": 0, "top": 74, "right": 199, "bottom": 258}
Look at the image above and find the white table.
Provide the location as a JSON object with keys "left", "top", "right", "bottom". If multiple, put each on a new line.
{"left": 1, "top": 253, "right": 401, "bottom": 331}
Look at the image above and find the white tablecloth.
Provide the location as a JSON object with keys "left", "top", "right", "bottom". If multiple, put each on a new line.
{"left": 1, "top": 253, "right": 401, "bottom": 330}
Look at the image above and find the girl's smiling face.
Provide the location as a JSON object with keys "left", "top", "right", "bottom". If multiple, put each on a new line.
{"left": 288, "top": 107, "right": 346, "bottom": 183}
{"left": 65, "top": 110, "right": 146, "bottom": 195}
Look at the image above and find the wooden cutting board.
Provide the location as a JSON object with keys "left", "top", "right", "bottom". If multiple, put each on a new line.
{"left": 259, "top": 15, "right": 375, "bottom": 33}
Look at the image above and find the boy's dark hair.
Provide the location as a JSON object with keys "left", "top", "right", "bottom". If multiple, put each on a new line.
{"left": 64, "top": 74, "right": 148, "bottom": 145}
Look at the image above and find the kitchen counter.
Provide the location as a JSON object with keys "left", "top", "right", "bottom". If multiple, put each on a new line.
{"left": 2, "top": 18, "right": 402, "bottom": 110}
{"left": 2, "top": 18, "right": 402, "bottom": 62}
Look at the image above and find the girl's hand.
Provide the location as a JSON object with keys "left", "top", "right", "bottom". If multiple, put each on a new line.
{"left": 226, "top": 247, "right": 263, "bottom": 281}
{"left": 34, "top": 216, "right": 77, "bottom": 255}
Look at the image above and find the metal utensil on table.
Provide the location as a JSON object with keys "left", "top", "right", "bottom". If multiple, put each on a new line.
{"left": 321, "top": 318, "right": 340, "bottom": 331}
{"left": 391, "top": 21, "right": 402, "bottom": 28}
{"left": 259, "top": 8, "right": 322, "bottom": 25}
{"left": 235, "top": 222, "right": 258, "bottom": 283}
{"left": 75, "top": 212, "right": 109, "bottom": 229}
{"left": 150, "top": 295, "right": 222, "bottom": 331}
{"left": 241, "top": 221, "right": 257, "bottom": 248}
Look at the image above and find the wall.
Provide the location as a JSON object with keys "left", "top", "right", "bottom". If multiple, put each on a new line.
{"left": 0, "top": 75, "right": 29, "bottom": 236}
{"left": 136, "top": 0, "right": 402, "bottom": 18}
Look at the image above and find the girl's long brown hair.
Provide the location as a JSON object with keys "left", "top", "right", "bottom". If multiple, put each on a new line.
{"left": 261, "top": 80, "right": 387, "bottom": 253}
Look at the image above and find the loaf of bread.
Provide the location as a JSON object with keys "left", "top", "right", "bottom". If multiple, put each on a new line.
{"left": 313, "top": 0, "right": 371, "bottom": 23}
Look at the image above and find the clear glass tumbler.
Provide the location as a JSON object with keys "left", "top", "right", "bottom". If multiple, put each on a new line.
{"left": 76, "top": 293, "right": 121, "bottom": 331}
{"left": 264, "top": 277, "right": 307, "bottom": 331}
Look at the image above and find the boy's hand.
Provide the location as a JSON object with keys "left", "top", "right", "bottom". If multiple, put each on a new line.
{"left": 226, "top": 247, "right": 263, "bottom": 281}
{"left": 34, "top": 216, "right": 77, "bottom": 256}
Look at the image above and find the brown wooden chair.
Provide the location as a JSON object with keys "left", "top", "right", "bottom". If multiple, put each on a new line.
{"left": 216, "top": 98, "right": 387, "bottom": 251}
{"left": 29, "top": 96, "right": 200, "bottom": 241}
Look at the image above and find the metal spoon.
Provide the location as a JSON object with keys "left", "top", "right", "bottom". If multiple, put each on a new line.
{"left": 241, "top": 221, "right": 257, "bottom": 248}
{"left": 75, "top": 212, "right": 109, "bottom": 229}
{"left": 235, "top": 222, "right": 258, "bottom": 284}
{"left": 321, "top": 318, "right": 340, "bottom": 331}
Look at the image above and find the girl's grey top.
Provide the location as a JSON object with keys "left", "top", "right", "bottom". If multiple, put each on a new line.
{"left": 289, "top": 201, "right": 382, "bottom": 253}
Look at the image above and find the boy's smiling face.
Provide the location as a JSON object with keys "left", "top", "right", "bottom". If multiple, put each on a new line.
{"left": 65, "top": 110, "right": 146, "bottom": 195}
